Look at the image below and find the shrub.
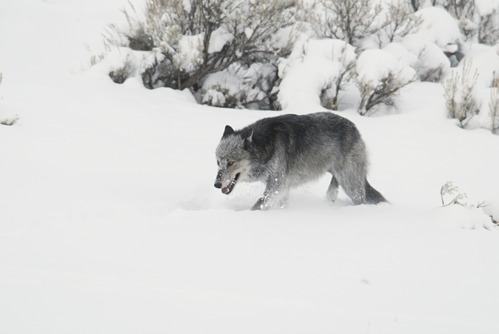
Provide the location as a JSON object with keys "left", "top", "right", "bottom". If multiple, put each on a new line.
{"left": 440, "top": 181, "right": 497, "bottom": 228}
{"left": 200, "top": 62, "right": 280, "bottom": 109}
{"left": 311, "top": 0, "right": 420, "bottom": 48}
{"left": 277, "top": 38, "right": 356, "bottom": 111}
{"left": 106, "top": 0, "right": 295, "bottom": 100}
{"left": 356, "top": 49, "right": 416, "bottom": 115}
{"left": 429, "top": 0, "right": 499, "bottom": 45}
{"left": 443, "top": 59, "right": 479, "bottom": 128}
{"left": 490, "top": 71, "right": 499, "bottom": 134}
{"left": 108, "top": 54, "right": 134, "bottom": 84}
{"left": 408, "top": 0, "right": 423, "bottom": 12}
{"left": 318, "top": 41, "right": 356, "bottom": 110}
{"left": 320, "top": 57, "right": 355, "bottom": 111}
{"left": 372, "top": 0, "right": 421, "bottom": 47}
{"left": 405, "top": 38, "right": 451, "bottom": 82}
{"left": 440, "top": 181, "right": 467, "bottom": 207}
{"left": 311, "top": 0, "right": 383, "bottom": 46}
{"left": 476, "top": 10, "right": 499, "bottom": 45}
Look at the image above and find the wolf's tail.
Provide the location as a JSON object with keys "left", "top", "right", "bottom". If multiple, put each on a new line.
{"left": 365, "top": 180, "right": 387, "bottom": 204}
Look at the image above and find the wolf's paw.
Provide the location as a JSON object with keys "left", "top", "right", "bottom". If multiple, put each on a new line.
{"left": 251, "top": 198, "right": 267, "bottom": 211}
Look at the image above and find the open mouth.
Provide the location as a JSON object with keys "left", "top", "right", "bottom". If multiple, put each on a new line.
{"left": 221, "top": 173, "right": 240, "bottom": 195}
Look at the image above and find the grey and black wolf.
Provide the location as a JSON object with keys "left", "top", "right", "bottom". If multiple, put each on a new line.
{"left": 214, "top": 112, "right": 386, "bottom": 210}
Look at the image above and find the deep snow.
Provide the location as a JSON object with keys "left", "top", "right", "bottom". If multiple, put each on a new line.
{"left": 1, "top": 1, "right": 499, "bottom": 334}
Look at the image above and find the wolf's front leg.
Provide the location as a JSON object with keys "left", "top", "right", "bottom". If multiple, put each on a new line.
{"left": 251, "top": 175, "right": 288, "bottom": 210}
{"left": 251, "top": 198, "right": 266, "bottom": 211}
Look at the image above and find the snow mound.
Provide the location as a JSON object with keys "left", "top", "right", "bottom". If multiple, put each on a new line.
{"left": 414, "top": 7, "right": 462, "bottom": 52}
{"left": 388, "top": 34, "right": 451, "bottom": 82}
{"left": 475, "top": 0, "right": 499, "bottom": 16}
{"left": 208, "top": 26, "right": 234, "bottom": 54}
{"left": 356, "top": 49, "right": 415, "bottom": 87}
{"left": 278, "top": 38, "right": 356, "bottom": 112}
{"left": 174, "top": 34, "right": 204, "bottom": 72}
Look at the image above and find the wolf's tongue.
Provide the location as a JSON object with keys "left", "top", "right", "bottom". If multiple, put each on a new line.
{"left": 221, "top": 187, "right": 230, "bottom": 194}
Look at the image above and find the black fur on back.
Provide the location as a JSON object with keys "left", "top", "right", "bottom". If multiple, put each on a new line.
{"left": 236, "top": 113, "right": 361, "bottom": 168}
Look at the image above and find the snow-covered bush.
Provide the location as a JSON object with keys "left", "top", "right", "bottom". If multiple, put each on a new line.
{"left": 455, "top": 0, "right": 499, "bottom": 45}
{"left": 440, "top": 181, "right": 498, "bottom": 228}
{"left": 444, "top": 46, "right": 499, "bottom": 131}
{"left": 437, "top": 0, "right": 474, "bottom": 19}
{"left": 440, "top": 181, "right": 468, "bottom": 207}
{"left": 319, "top": 57, "right": 356, "bottom": 110}
{"left": 428, "top": 0, "right": 499, "bottom": 45}
{"left": 443, "top": 59, "right": 479, "bottom": 128}
{"left": 311, "top": 0, "right": 382, "bottom": 46}
{"left": 278, "top": 38, "right": 356, "bottom": 111}
{"left": 370, "top": 0, "right": 422, "bottom": 48}
{"left": 474, "top": 6, "right": 499, "bottom": 45}
{"left": 356, "top": 49, "right": 416, "bottom": 115}
{"left": 384, "top": 37, "right": 451, "bottom": 82}
{"left": 200, "top": 62, "right": 279, "bottom": 109}
{"left": 94, "top": 0, "right": 499, "bottom": 115}
{"left": 108, "top": 54, "right": 134, "bottom": 84}
{"left": 311, "top": 0, "right": 420, "bottom": 48}
{"left": 412, "top": 6, "right": 463, "bottom": 56}
{"left": 101, "top": 0, "right": 296, "bottom": 109}
{"left": 489, "top": 71, "right": 499, "bottom": 134}
{"left": 376, "top": 6, "right": 458, "bottom": 78}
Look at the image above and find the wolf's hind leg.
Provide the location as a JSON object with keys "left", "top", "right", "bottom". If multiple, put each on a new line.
{"left": 337, "top": 173, "right": 367, "bottom": 205}
{"left": 326, "top": 174, "right": 339, "bottom": 202}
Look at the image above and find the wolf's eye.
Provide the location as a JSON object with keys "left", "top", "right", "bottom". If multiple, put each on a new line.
{"left": 227, "top": 161, "right": 234, "bottom": 167}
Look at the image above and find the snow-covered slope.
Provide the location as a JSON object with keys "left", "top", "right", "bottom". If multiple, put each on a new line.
{"left": 1, "top": 1, "right": 499, "bottom": 333}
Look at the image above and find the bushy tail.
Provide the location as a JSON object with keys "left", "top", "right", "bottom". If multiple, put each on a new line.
{"left": 365, "top": 180, "right": 387, "bottom": 204}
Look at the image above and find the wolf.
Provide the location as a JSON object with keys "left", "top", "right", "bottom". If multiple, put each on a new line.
{"left": 214, "top": 112, "right": 386, "bottom": 210}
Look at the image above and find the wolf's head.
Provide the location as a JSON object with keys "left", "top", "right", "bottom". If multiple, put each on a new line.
{"left": 214, "top": 125, "right": 252, "bottom": 195}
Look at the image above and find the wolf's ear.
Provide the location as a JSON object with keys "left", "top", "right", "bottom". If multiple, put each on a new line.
{"left": 243, "top": 130, "right": 253, "bottom": 150}
{"left": 222, "top": 125, "right": 234, "bottom": 138}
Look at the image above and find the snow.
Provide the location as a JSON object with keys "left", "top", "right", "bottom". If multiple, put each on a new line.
{"left": 356, "top": 49, "right": 416, "bottom": 86}
{"left": 208, "top": 26, "right": 234, "bottom": 54}
{"left": 279, "top": 38, "right": 356, "bottom": 111}
{"left": 466, "top": 46, "right": 499, "bottom": 91}
{"left": 475, "top": 0, "right": 499, "bottom": 16}
{"left": 383, "top": 42, "right": 419, "bottom": 66}
{"left": 399, "top": 35, "right": 451, "bottom": 80}
{"left": 1, "top": 1, "right": 499, "bottom": 334}
{"left": 202, "top": 69, "right": 243, "bottom": 106}
{"left": 414, "top": 7, "right": 463, "bottom": 52}
{"left": 174, "top": 34, "right": 204, "bottom": 72}
{"left": 459, "top": 46, "right": 499, "bottom": 129}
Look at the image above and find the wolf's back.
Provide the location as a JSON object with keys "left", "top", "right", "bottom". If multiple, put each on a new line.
{"left": 247, "top": 112, "right": 361, "bottom": 150}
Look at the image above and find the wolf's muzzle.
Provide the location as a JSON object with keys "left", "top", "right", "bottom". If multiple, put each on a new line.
{"left": 214, "top": 171, "right": 222, "bottom": 188}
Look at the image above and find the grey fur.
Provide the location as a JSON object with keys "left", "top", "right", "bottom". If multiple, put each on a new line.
{"left": 214, "top": 112, "right": 386, "bottom": 210}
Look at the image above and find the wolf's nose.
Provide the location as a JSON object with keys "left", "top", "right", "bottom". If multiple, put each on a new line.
{"left": 214, "top": 181, "right": 222, "bottom": 189}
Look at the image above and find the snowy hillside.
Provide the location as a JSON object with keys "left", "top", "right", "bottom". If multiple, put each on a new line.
{"left": 1, "top": 1, "right": 499, "bottom": 333}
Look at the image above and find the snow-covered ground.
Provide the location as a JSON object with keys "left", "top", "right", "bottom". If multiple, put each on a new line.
{"left": 1, "top": 1, "right": 499, "bottom": 333}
